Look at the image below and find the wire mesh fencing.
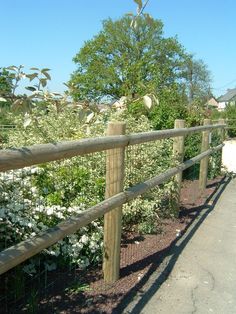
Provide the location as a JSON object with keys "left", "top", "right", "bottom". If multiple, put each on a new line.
{"left": 0, "top": 122, "right": 226, "bottom": 313}
{"left": 0, "top": 151, "right": 107, "bottom": 313}
{"left": 0, "top": 137, "right": 177, "bottom": 313}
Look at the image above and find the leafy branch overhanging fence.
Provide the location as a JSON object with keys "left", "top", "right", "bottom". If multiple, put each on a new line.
{"left": 0, "top": 119, "right": 226, "bottom": 284}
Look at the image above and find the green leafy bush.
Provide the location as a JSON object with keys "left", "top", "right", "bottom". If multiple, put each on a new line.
{"left": 225, "top": 105, "right": 236, "bottom": 138}
{"left": 1, "top": 107, "right": 178, "bottom": 274}
{"left": 2, "top": 100, "right": 222, "bottom": 275}
{"left": 210, "top": 105, "right": 236, "bottom": 138}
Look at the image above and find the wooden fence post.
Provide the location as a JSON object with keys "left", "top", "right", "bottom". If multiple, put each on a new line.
{"left": 218, "top": 118, "right": 225, "bottom": 141}
{"left": 225, "top": 118, "right": 229, "bottom": 138}
{"left": 103, "top": 121, "right": 126, "bottom": 284}
{"left": 173, "top": 119, "right": 185, "bottom": 213}
{"left": 199, "top": 119, "right": 211, "bottom": 193}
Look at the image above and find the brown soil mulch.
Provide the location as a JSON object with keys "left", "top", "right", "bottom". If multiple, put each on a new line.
{"left": 7, "top": 176, "right": 226, "bottom": 314}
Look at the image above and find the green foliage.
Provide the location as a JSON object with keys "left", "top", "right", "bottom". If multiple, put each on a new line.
{"left": 182, "top": 56, "right": 212, "bottom": 105}
{"left": 123, "top": 198, "right": 160, "bottom": 233}
{"left": 0, "top": 113, "right": 15, "bottom": 146}
{"left": 208, "top": 148, "right": 222, "bottom": 179}
{"left": 65, "top": 281, "right": 91, "bottom": 294}
{"left": 209, "top": 104, "right": 236, "bottom": 138}
{"left": 186, "top": 104, "right": 208, "bottom": 126}
{"left": 0, "top": 68, "right": 13, "bottom": 98}
{"left": 3, "top": 108, "right": 178, "bottom": 259}
{"left": 25, "top": 289, "right": 39, "bottom": 314}
{"left": 68, "top": 14, "right": 211, "bottom": 112}
{"left": 182, "top": 105, "right": 205, "bottom": 179}
{"left": 210, "top": 108, "right": 223, "bottom": 121}
{"left": 127, "top": 99, "right": 150, "bottom": 117}
{"left": 123, "top": 179, "right": 178, "bottom": 234}
{"left": 69, "top": 15, "right": 186, "bottom": 102}
{"left": 0, "top": 110, "right": 12, "bottom": 124}
{"left": 148, "top": 88, "right": 210, "bottom": 131}
{"left": 225, "top": 105, "right": 236, "bottom": 137}
{"left": 5, "top": 106, "right": 107, "bottom": 147}
{"left": 0, "top": 68, "right": 13, "bottom": 126}
{"left": 32, "top": 159, "right": 105, "bottom": 209}
{"left": 150, "top": 101, "right": 187, "bottom": 130}
{"left": 0, "top": 65, "right": 55, "bottom": 112}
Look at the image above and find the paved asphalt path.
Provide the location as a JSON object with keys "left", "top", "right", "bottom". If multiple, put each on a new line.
{"left": 126, "top": 178, "right": 236, "bottom": 314}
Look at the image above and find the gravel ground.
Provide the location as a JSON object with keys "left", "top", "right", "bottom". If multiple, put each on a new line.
{"left": 7, "top": 177, "right": 225, "bottom": 314}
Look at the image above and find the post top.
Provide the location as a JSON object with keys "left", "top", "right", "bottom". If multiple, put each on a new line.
{"left": 203, "top": 118, "right": 211, "bottom": 125}
{"left": 107, "top": 121, "right": 126, "bottom": 135}
{"left": 108, "top": 121, "right": 126, "bottom": 126}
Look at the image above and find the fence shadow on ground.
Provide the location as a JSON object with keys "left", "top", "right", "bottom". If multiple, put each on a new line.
{"left": 5, "top": 177, "right": 229, "bottom": 313}
{"left": 113, "top": 176, "right": 231, "bottom": 314}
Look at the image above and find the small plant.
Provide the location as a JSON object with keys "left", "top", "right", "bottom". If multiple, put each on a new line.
{"left": 25, "top": 289, "right": 38, "bottom": 314}
{"left": 65, "top": 281, "right": 91, "bottom": 294}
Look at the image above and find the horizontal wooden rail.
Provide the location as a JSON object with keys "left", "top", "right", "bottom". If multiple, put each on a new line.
{"left": 0, "top": 143, "right": 223, "bottom": 275}
{"left": 0, "top": 124, "right": 225, "bottom": 172}
{"left": 127, "top": 124, "right": 225, "bottom": 145}
{"left": 0, "top": 125, "right": 15, "bottom": 128}
{"left": 212, "top": 119, "right": 236, "bottom": 121}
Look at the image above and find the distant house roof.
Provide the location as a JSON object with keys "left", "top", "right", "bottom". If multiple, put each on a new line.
{"left": 218, "top": 88, "right": 236, "bottom": 102}
{"left": 205, "top": 97, "right": 218, "bottom": 107}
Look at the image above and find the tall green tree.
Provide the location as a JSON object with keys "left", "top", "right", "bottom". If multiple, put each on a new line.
{"left": 0, "top": 68, "right": 13, "bottom": 99}
{"left": 182, "top": 55, "right": 212, "bottom": 105}
{"left": 0, "top": 68, "right": 14, "bottom": 124}
{"left": 69, "top": 16, "right": 187, "bottom": 102}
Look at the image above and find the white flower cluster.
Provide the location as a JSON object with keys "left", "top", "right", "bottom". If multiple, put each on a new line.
{"left": 0, "top": 166, "right": 103, "bottom": 274}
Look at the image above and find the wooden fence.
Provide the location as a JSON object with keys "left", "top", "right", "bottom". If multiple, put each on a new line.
{"left": 0, "top": 119, "right": 226, "bottom": 283}
{"left": 0, "top": 125, "right": 15, "bottom": 130}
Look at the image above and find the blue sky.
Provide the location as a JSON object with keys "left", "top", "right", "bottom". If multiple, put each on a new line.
{"left": 1, "top": 0, "right": 236, "bottom": 97}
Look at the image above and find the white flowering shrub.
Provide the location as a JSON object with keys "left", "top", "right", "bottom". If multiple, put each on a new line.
{"left": 0, "top": 166, "right": 103, "bottom": 273}
{"left": 0, "top": 107, "right": 177, "bottom": 275}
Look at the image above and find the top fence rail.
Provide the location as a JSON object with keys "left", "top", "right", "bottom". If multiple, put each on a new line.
{"left": 0, "top": 123, "right": 225, "bottom": 172}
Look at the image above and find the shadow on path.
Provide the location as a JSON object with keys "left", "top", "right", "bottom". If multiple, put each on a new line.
{"left": 113, "top": 176, "right": 231, "bottom": 314}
